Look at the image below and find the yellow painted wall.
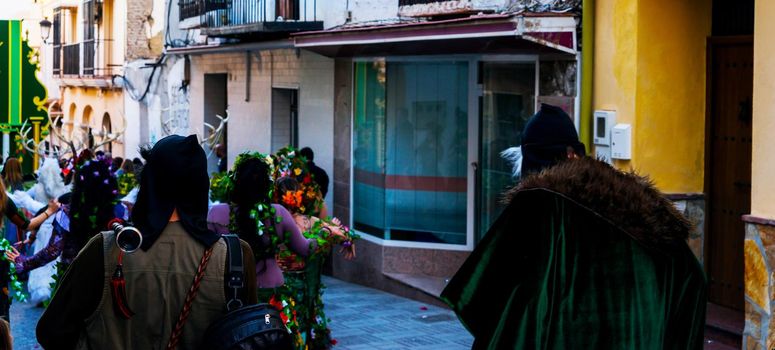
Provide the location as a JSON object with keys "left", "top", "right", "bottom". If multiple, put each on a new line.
{"left": 593, "top": 0, "right": 711, "bottom": 193}
{"left": 751, "top": 0, "right": 775, "bottom": 219}
{"left": 593, "top": 0, "right": 638, "bottom": 130}
{"left": 634, "top": 0, "right": 711, "bottom": 193}
{"left": 61, "top": 87, "right": 125, "bottom": 156}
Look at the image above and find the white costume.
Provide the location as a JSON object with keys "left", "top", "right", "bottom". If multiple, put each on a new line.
{"left": 14, "top": 158, "right": 70, "bottom": 305}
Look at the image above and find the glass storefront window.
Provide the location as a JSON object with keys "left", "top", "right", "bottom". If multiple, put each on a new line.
{"left": 353, "top": 60, "right": 469, "bottom": 245}
{"left": 477, "top": 62, "right": 536, "bottom": 242}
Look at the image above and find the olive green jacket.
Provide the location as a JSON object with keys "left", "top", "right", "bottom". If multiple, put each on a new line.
{"left": 37, "top": 222, "right": 256, "bottom": 350}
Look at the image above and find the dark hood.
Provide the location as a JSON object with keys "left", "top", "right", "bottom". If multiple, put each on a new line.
{"left": 132, "top": 135, "right": 219, "bottom": 250}
{"left": 506, "top": 157, "right": 692, "bottom": 250}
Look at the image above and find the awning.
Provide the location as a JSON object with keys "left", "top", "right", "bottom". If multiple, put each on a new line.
{"left": 293, "top": 13, "right": 577, "bottom": 57}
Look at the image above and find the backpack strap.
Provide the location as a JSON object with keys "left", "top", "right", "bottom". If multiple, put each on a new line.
{"left": 223, "top": 234, "right": 245, "bottom": 311}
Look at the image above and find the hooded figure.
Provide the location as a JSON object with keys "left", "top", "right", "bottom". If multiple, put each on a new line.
{"left": 132, "top": 134, "right": 220, "bottom": 250}
{"left": 441, "top": 104, "right": 706, "bottom": 349}
{"left": 37, "top": 135, "right": 257, "bottom": 350}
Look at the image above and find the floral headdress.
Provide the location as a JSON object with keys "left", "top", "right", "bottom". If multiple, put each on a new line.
{"left": 271, "top": 146, "right": 324, "bottom": 216}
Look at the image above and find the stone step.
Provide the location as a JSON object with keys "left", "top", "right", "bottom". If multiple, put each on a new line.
{"left": 383, "top": 272, "right": 450, "bottom": 299}
{"left": 704, "top": 302, "right": 743, "bottom": 349}
{"left": 703, "top": 339, "right": 739, "bottom": 350}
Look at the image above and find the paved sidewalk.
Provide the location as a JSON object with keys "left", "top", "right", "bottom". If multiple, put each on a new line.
{"left": 322, "top": 276, "right": 473, "bottom": 349}
{"left": 11, "top": 301, "right": 43, "bottom": 349}
{"left": 10, "top": 276, "right": 475, "bottom": 350}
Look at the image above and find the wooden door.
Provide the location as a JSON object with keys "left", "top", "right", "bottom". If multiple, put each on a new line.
{"left": 706, "top": 36, "right": 753, "bottom": 311}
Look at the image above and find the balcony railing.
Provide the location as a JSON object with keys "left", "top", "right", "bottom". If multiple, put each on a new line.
{"left": 57, "top": 40, "right": 120, "bottom": 79}
{"left": 179, "top": 0, "right": 323, "bottom": 36}
{"left": 179, "top": 0, "right": 202, "bottom": 20}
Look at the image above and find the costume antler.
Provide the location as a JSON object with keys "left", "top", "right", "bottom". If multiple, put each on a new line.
{"left": 201, "top": 111, "right": 228, "bottom": 158}
{"left": 47, "top": 113, "right": 80, "bottom": 157}
{"left": 18, "top": 117, "right": 70, "bottom": 160}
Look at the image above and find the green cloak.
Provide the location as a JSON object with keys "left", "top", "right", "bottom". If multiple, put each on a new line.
{"left": 442, "top": 158, "right": 706, "bottom": 349}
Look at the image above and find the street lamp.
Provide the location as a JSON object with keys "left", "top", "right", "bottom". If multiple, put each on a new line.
{"left": 39, "top": 17, "right": 52, "bottom": 44}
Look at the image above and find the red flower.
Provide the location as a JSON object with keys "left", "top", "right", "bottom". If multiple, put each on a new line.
{"left": 303, "top": 175, "right": 312, "bottom": 184}
{"left": 280, "top": 312, "right": 289, "bottom": 324}
{"left": 330, "top": 339, "right": 338, "bottom": 345}
{"left": 269, "top": 296, "right": 284, "bottom": 311}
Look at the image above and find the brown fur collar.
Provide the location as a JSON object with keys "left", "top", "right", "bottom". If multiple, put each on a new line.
{"left": 506, "top": 157, "right": 692, "bottom": 249}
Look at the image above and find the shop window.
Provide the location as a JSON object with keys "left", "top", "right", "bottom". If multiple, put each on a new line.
{"left": 353, "top": 60, "right": 468, "bottom": 245}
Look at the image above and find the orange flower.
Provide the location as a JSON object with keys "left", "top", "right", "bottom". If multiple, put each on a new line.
{"left": 293, "top": 190, "right": 303, "bottom": 205}
{"left": 282, "top": 190, "right": 304, "bottom": 208}
{"left": 282, "top": 191, "right": 298, "bottom": 207}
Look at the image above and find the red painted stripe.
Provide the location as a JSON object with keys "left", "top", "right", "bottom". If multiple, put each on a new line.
{"left": 354, "top": 168, "right": 467, "bottom": 193}
{"left": 523, "top": 32, "right": 574, "bottom": 51}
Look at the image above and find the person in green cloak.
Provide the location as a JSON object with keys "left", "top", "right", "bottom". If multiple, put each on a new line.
{"left": 441, "top": 104, "right": 706, "bottom": 349}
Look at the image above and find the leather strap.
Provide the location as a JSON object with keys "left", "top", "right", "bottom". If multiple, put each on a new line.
{"left": 165, "top": 245, "right": 215, "bottom": 350}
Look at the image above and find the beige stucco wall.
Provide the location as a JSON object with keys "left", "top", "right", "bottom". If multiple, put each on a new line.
{"left": 60, "top": 87, "right": 125, "bottom": 156}
{"left": 751, "top": 0, "right": 775, "bottom": 219}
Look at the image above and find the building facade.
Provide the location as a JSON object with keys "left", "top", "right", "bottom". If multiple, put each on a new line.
{"left": 163, "top": 0, "right": 581, "bottom": 304}
{"left": 34, "top": 0, "right": 129, "bottom": 156}
{"left": 15, "top": 0, "right": 775, "bottom": 347}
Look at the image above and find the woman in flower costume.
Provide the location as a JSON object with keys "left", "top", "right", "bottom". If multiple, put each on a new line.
{"left": 269, "top": 147, "right": 357, "bottom": 349}
{"left": 206, "top": 152, "right": 344, "bottom": 348}
{"left": 274, "top": 176, "right": 356, "bottom": 349}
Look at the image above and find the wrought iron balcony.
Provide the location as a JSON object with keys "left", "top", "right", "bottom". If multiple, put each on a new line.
{"left": 57, "top": 40, "right": 120, "bottom": 80}
{"left": 179, "top": 0, "right": 323, "bottom": 37}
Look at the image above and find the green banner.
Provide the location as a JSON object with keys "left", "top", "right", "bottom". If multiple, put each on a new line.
{"left": 0, "top": 20, "right": 50, "bottom": 172}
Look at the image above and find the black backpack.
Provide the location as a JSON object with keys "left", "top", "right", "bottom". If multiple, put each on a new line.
{"left": 200, "top": 234, "right": 293, "bottom": 350}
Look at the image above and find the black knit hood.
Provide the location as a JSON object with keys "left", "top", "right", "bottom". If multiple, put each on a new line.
{"left": 132, "top": 135, "right": 220, "bottom": 250}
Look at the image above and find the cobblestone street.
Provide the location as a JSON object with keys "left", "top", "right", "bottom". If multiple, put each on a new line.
{"left": 9, "top": 277, "right": 473, "bottom": 349}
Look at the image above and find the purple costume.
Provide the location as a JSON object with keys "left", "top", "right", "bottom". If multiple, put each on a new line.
{"left": 15, "top": 203, "right": 126, "bottom": 274}
{"left": 15, "top": 211, "right": 74, "bottom": 274}
{"left": 207, "top": 203, "right": 315, "bottom": 288}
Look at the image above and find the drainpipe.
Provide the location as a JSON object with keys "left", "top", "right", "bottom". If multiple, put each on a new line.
{"left": 579, "top": 0, "right": 594, "bottom": 152}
